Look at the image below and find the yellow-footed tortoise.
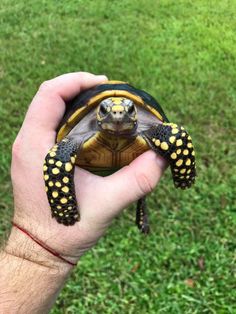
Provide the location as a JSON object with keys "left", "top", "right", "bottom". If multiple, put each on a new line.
{"left": 44, "top": 81, "right": 196, "bottom": 234}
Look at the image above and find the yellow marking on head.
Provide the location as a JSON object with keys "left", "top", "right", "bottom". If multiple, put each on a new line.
{"left": 52, "top": 191, "right": 59, "bottom": 198}
{"left": 112, "top": 104, "right": 125, "bottom": 112}
{"left": 180, "top": 175, "right": 185, "bottom": 179}
{"left": 60, "top": 197, "right": 68, "bottom": 204}
{"left": 174, "top": 168, "right": 179, "bottom": 172}
{"left": 161, "top": 142, "right": 169, "bottom": 150}
{"left": 187, "top": 169, "right": 191, "bottom": 174}
{"left": 51, "top": 146, "right": 58, "bottom": 152}
{"left": 192, "top": 150, "right": 195, "bottom": 156}
{"left": 187, "top": 142, "right": 193, "bottom": 148}
{"left": 176, "top": 159, "right": 183, "bottom": 167}
{"left": 176, "top": 139, "right": 183, "bottom": 147}
{"left": 59, "top": 213, "right": 64, "bottom": 217}
{"left": 169, "top": 136, "right": 176, "bottom": 144}
{"left": 69, "top": 196, "right": 72, "bottom": 199}
{"left": 57, "top": 205, "right": 62, "bottom": 209}
{"left": 181, "top": 132, "right": 186, "bottom": 137}
{"left": 177, "top": 149, "right": 181, "bottom": 154}
{"left": 62, "top": 186, "right": 69, "bottom": 193}
{"left": 52, "top": 167, "right": 60, "bottom": 175}
{"left": 63, "top": 176, "right": 69, "bottom": 183}
{"left": 71, "top": 156, "right": 76, "bottom": 163}
{"left": 152, "top": 138, "right": 156, "bottom": 142}
{"left": 44, "top": 174, "right": 49, "bottom": 181}
{"left": 188, "top": 135, "right": 192, "bottom": 140}
{"left": 49, "top": 152, "right": 56, "bottom": 157}
{"left": 110, "top": 97, "right": 124, "bottom": 105}
{"left": 68, "top": 206, "right": 72, "bottom": 210}
{"left": 65, "top": 214, "right": 69, "bottom": 218}
{"left": 45, "top": 186, "right": 48, "bottom": 192}
{"left": 172, "top": 128, "right": 179, "bottom": 134}
{"left": 54, "top": 210, "right": 57, "bottom": 214}
{"left": 180, "top": 168, "right": 186, "bottom": 174}
{"left": 55, "top": 181, "right": 62, "bottom": 187}
{"left": 186, "top": 158, "right": 191, "bottom": 166}
{"left": 183, "top": 149, "right": 189, "bottom": 155}
{"left": 186, "top": 175, "right": 190, "bottom": 179}
{"left": 49, "top": 159, "right": 55, "bottom": 164}
{"left": 50, "top": 199, "right": 54, "bottom": 203}
{"left": 181, "top": 126, "right": 185, "bottom": 130}
{"left": 65, "top": 162, "right": 73, "bottom": 172}
{"left": 56, "top": 161, "right": 62, "bottom": 167}
{"left": 43, "top": 165, "right": 48, "bottom": 171}
{"left": 155, "top": 139, "right": 160, "bottom": 146}
{"left": 48, "top": 181, "right": 54, "bottom": 187}
{"left": 171, "top": 153, "right": 177, "bottom": 159}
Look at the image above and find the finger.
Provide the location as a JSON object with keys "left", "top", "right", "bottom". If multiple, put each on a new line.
{"left": 103, "top": 150, "right": 167, "bottom": 215}
{"left": 20, "top": 72, "right": 108, "bottom": 140}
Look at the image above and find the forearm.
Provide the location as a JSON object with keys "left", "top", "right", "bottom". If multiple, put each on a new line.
{"left": 0, "top": 228, "right": 73, "bottom": 314}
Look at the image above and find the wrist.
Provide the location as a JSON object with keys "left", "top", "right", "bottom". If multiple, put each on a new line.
{"left": 4, "top": 225, "right": 74, "bottom": 274}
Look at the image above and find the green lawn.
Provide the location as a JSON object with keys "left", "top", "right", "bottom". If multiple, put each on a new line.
{"left": 0, "top": 0, "right": 236, "bottom": 313}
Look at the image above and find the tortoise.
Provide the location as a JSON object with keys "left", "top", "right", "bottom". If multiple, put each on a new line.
{"left": 43, "top": 81, "right": 196, "bottom": 234}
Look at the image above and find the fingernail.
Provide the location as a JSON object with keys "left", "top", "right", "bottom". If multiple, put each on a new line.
{"left": 96, "top": 75, "right": 108, "bottom": 81}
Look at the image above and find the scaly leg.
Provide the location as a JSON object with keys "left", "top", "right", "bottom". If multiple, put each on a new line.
{"left": 136, "top": 197, "right": 150, "bottom": 234}
{"left": 144, "top": 122, "right": 196, "bottom": 189}
{"left": 43, "top": 138, "right": 80, "bottom": 225}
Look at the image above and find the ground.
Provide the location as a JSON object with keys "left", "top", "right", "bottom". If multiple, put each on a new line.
{"left": 0, "top": 1, "right": 235, "bottom": 313}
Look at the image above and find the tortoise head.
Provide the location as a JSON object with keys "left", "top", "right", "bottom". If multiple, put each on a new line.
{"left": 97, "top": 97, "right": 137, "bottom": 135}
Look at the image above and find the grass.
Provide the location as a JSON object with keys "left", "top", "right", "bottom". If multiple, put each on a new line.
{"left": 0, "top": 0, "right": 236, "bottom": 313}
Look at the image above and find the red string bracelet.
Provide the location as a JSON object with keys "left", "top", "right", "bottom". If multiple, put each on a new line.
{"left": 12, "top": 222, "right": 76, "bottom": 267}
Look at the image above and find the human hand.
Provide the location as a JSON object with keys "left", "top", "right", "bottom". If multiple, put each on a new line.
{"left": 8, "top": 72, "right": 166, "bottom": 266}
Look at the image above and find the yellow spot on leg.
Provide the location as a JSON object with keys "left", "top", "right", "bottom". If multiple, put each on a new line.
{"left": 172, "top": 128, "right": 179, "bottom": 134}
{"left": 44, "top": 174, "right": 49, "bottom": 181}
{"left": 65, "top": 162, "right": 73, "bottom": 172}
{"left": 48, "top": 181, "right": 54, "bottom": 187}
{"left": 55, "top": 181, "right": 62, "bottom": 187}
{"left": 176, "top": 139, "right": 183, "bottom": 147}
{"left": 155, "top": 139, "right": 160, "bottom": 146}
{"left": 52, "top": 167, "right": 60, "bottom": 175}
{"left": 169, "top": 136, "right": 176, "bottom": 144}
{"left": 176, "top": 159, "right": 183, "bottom": 167}
{"left": 52, "top": 191, "right": 59, "bottom": 198}
{"left": 63, "top": 177, "right": 69, "bottom": 183}
{"left": 60, "top": 197, "right": 68, "bottom": 204}
{"left": 62, "top": 186, "right": 69, "bottom": 193}
{"left": 186, "top": 158, "right": 191, "bottom": 166}
{"left": 56, "top": 161, "right": 62, "bottom": 167}
{"left": 161, "top": 142, "right": 169, "bottom": 150}
{"left": 183, "top": 149, "right": 189, "bottom": 155}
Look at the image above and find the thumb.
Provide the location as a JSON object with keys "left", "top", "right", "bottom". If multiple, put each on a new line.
{"left": 104, "top": 150, "right": 167, "bottom": 213}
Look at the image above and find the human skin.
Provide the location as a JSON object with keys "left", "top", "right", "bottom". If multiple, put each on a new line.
{"left": 0, "top": 72, "right": 166, "bottom": 313}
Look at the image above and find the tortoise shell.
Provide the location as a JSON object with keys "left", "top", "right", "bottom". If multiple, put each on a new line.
{"left": 56, "top": 81, "right": 169, "bottom": 174}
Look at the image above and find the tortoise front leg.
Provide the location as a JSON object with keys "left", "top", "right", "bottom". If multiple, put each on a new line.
{"left": 143, "top": 122, "right": 196, "bottom": 189}
{"left": 43, "top": 138, "right": 80, "bottom": 226}
{"left": 136, "top": 197, "right": 150, "bottom": 234}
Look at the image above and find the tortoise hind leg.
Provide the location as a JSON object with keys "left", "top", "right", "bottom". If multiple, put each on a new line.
{"left": 143, "top": 122, "right": 196, "bottom": 189}
{"left": 136, "top": 197, "right": 150, "bottom": 234}
{"left": 44, "top": 138, "right": 80, "bottom": 226}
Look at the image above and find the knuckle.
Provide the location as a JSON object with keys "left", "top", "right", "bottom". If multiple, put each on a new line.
{"left": 12, "top": 136, "right": 23, "bottom": 158}
{"left": 135, "top": 172, "right": 155, "bottom": 196}
{"left": 38, "top": 80, "right": 53, "bottom": 93}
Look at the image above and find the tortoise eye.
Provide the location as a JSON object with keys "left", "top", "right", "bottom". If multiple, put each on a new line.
{"left": 100, "top": 103, "right": 107, "bottom": 115}
{"left": 128, "top": 103, "right": 135, "bottom": 114}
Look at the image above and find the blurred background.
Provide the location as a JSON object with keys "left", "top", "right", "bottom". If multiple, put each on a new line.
{"left": 0, "top": 1, "right": 235, "bottom": 313}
